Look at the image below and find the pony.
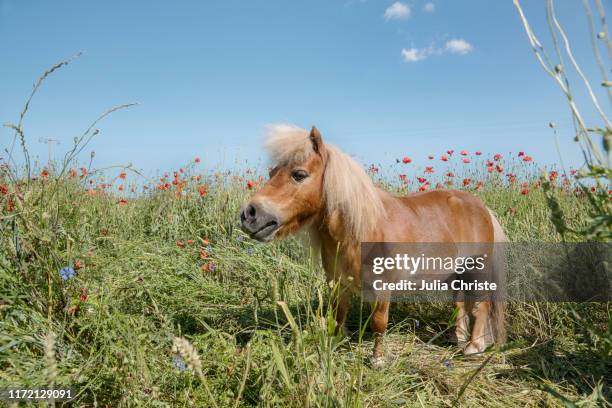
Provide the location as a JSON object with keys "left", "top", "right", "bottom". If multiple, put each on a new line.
{"left": 240, "top": 124, "right": 507, "bottom": 364}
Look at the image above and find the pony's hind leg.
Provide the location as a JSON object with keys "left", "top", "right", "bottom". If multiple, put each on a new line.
{"left": 369, "top": 300, "right": 390, "bottom": 367}
{"left": 463, "top": 300, "right": 494, "bottom": 355}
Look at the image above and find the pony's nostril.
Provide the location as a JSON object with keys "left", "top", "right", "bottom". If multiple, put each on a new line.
{"left": 248, "top": 204, "right": 256, "bottom": 218}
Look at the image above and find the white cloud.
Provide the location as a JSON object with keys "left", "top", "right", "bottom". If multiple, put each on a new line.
{"left": 401, "top": 39, "right": 473, "bottom": 63}
{"left": 445, "top": 38, "right": 473, "bottom": 55}
{"left": 423, "top": 2, "right": 435, "bottom": 12}
{"left": 401, "top": 48, "right": 428, "bottom": 62}
{"left": 384, "top": 2, "right": 410, "bottom": 20}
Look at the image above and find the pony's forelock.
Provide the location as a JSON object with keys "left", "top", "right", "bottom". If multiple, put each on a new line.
{"left": 264, "top": 124, "right": 386, "bottom": 240}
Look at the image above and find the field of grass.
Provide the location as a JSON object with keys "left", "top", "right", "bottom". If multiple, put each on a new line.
{"left": 0, "top": 156, "right": 610, "bottom": 407}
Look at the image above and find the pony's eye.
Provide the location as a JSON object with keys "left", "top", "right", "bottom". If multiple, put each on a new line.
{"left": 291, "top": 170, "right": 308, "bottom": 182}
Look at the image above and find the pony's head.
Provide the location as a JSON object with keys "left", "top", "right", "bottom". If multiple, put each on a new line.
{"left": 240, "top": 125, "right": 385, "bottom": 242}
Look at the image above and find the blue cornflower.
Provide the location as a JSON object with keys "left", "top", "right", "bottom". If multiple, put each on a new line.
{"left": 59, "top": 267, "right": 76, "bottom": 281}
{"left": 415, "top": 319, "right": 420, "bottom": 328}
{"left": 173, "top": 355, "right": 186, "bottom": 371}
{"left": 443, "top": 359, "right": 453, "bottom": 370}
{"left": 205, "top": 245, "right": 213, "bottom": 253}
{"left": 246, "top": 247, "right": 255, "bottom": 255}
{"left": 208, "top": 262, "right": 217, "bottom": 272}
{"left": 236, "top": 235, "right": 244, "bottom": 242}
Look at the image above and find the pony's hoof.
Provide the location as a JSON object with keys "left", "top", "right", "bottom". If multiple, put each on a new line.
{"left": 462, "top": 342, "right": 484, "bottom": 355}
{"left": 369, "top": 355, "right": 386, "bottom": 368}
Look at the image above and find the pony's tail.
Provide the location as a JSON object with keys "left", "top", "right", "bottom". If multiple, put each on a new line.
{"left": 488, "top": 209, "right": 507, "bottom": 345}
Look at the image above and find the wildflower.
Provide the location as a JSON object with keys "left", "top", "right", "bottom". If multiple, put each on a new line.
{"left": 549, "top": 170, "right": 558, "bottom": 181}
{"left": 74, "top": 259, "right": 83, "bottom": 270}
{"left": 173, "top": 355, "right": 187, "bottom": 372}
{"left": 419, "top": 183, "right": 429, "bottom": 192}
{"left": 199, "top": 249, "right": 208, "bottom": 259}
{"left": 443, "top": 360, "right": 453, "bottom": 370}
{"left": 119, "top": 171, "right": 127, "bottom": 180}
{"left": 590, "top": 186, "right": 596, "bottom": 193}
{"left": 475, "top": 181, "right": 484, "bottom": 191}
{"left": 194, "top": 157, "right": 201, "bottom": 164}
{"left": 179, "top": 168, "right": 185, "bottom": 174}
{"left": 523, "top": 155, "right": 533, "bottom": 162}
{"left": 447, "top": 149, "right": 454, "bottom": 155}
{"left": 440, "top": 155, "right": 448, "bottom": 162}
{"left": 424, "top": 166, "right": 434, "bottom": 174}
{"left": 460, "top": 150, "right": 468, "bottom": 156}
{"left": 201, "top": 261, "right": 217, "bottom": 272}
{"left": 402, "top": 156, "right": 412, "bottom": 164}
{"left": 518, "top": 151, "right": 525, "bottom": 157}
{"left": 445, "top": 172, "right": 455, "bottom": 178}
{"left": 462, "top": 158, "right": 471, "bottom": 164}
{"left": 80, "top": 167, "right": 88, "bottom": 177}
{"left": 463, "top": 178, "right": 471, "bottom": 187}
{"left": 40, "top": 169, "right": 50, "bottom": 178}
{"left": 475, "top": 151, "right": 482, "bottom": 156}
{"left": 246, "top": 247, "right": 255, "bottom": 255}
{"left": 186, "top": 239, "right": 194, "bottom": 245}
{"left": 435, "top": 182, "right": 443, "bottom": 189}
{"left": 68, "top": 168, "right": 77, "bottom": 178}
{"left": 415, "top": 319, "right": 420, "bottom": 328}
{"left": 117, "top": 198, "right": 128, "bottom": 205}
{"left": 118, "top": 185, "right": 124, "bottom": 191}
{"left": 176, "top": 240, "right": 185, "bottom": 248}
{"left": 399, "top": 174, "right": 407, "bottom": 181}
{"left": 520, "top": 188, "right": 529, "bottom": 195}
{"left": 417, "top": 177, "right": 427, "bottom": 183}
{"left": 486, "top": 166, "right": 494, "bottom": 173}
{"left": 247, "top": 180, "right": 255, "bottom": 189}
{"left": 59, "top": 267, "right": 76, "bottom": 281}
{"left": 428, "top": 155, "right": 434, "bottom": 160}
{"left": 202, "top": 239, "right": 210, "bottom": 246}
{"left": 494, "top": 153, "right": 502, "bottom": 161}
{"left": 0, "top": 184, "right": 8, "bottom": 195}
{"left": 79, "top": 287, "right": 88, "bottom": 302}
{"left": 495, "top": 164, "right": 503, "bottom": 173}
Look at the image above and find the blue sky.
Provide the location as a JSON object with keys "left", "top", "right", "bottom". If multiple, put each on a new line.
{"left": 1, "top": 0, "right": 610, "bottom": 175}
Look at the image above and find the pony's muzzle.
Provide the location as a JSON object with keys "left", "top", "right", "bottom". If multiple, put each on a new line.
{"left": 240, "top": 202, "right": 280, "bottom": 242}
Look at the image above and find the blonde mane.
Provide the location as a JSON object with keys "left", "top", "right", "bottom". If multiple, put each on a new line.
{"left": 265, "top": 124, "right": 386, "bottom": 240}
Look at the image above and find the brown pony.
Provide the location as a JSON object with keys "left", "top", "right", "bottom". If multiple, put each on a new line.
{"left": 240, "top": 125, "right": 507, "bottom": 364}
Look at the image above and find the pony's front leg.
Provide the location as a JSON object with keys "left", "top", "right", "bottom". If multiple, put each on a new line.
{"left": 464, "top": 301, "right": 493, "bottom": 355}
{"left": 331, "top": 288, "right": 352, "bottom": 336}
{"left": 454, "top": 301, "right": 470, "bottom": 347}
{"left": 369, "top": 300, "right": 389, "bottom": 367}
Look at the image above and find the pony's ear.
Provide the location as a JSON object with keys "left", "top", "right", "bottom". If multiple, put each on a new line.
{"left": 309, "top": 126, "right": 324, "bottom": 154}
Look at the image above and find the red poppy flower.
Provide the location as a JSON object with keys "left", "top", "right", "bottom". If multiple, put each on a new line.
{"left": 495, "top": 164, "right": 503, "bottom": 173}
{"left": 518, "top": 151, "right": 525, "bottom": 157}
{"left": 0, "top": 184, "right": 8, "bottom": 195}
{"left": 186, "top": 239, "right": 194, "bottom": 245}
{"left": 463, "top": 158, "right": 471, "bottom": 164}
{"left": 80, "top": 167, "right": 88, "bottom": 177}
{"left": 475, "top": 181, "right": 484, "bottom": 191}
{"left": 440, "top": 155, "right": 448, "bottom": 162}
{"left": 118, "top": 185, "right": 124, "bottom": 191}
{"left": 520, "top": 188, "right": 529, "bottom": 195}
{"left": 40, "top": 169, "right": 49, "bottom": 178}
{"left": 446, "top": 172, "right": 455, "bottom": 178}
{"left": 399, "top": 174, "right": 407, "bottom": 181}
{"left": 247, "top": 180, "right": 255, "bottom": 189}
{"left": 523, "top": 155, "right": 533, "bottom": 162}
{"left": 74, "top": 259, "right": 83, "bottom": 270}
{"left": 419, "top": 183, "right": 430, "bottom": 191}
{"left": 460, "top": 150, "right": 468, "bottom": 156}
{"left": 117, "top": 198, "right": 128, "bottom": 205}
{"left": 402, "top": 157, "right": 412, "bottom": 164}
{"left": 494, "top": 153, "right": 502, "bottom": 161}
{"left": 428, "top": 155, "right": 434, "bottom": 160}
{"left": 68, "top": 168, "right": 77, "bottom": 178}
{"left": 475, "top": 151, "right": 482, "bottom": 156}
{"left": 79, "top": 287, "right": 88, "bottom": 302}
{"left": 463, "top": 178, "right": 471, "bottom": 186}
{"left": 119, "top": 171, "right": 127, "bottom": 180}
{"left": 447, "top": 149, "right": 454, "bottom": 155}
{"left": 176, "top": 240, "right": 185, "bottom": 248}
{"left": 486, "top": 166, "right": 494, "bottom": 173}
{"left": 424, "top": 166, "right": 434, "bottom": 174}
{"left": 194, "top": 157, "right": 201, "bottom": 163}
{"left": 198, "top": 185, "right": 207, "bottom": 197}
{"left": 417, "top": 177, "right": 427, "bottom": 183}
